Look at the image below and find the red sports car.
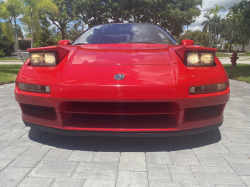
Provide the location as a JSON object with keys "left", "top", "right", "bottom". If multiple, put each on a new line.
{"left": 15, "top": 23, "right": 230, "bottom": 136}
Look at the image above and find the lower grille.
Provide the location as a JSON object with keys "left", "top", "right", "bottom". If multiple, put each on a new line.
{"left": 62, "top": 102, "right": 178, "bottom": 130}
{"left": 184, "top": 104, "right": 224, "bottom": 122}
{"left": 64, "top": 102, "right": 176, "bottom": 115}
{"left": 20, "top": 103, "right": 57, "bottom": 121}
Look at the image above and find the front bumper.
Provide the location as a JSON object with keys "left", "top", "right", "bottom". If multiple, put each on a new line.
{"left": 15, "top": 62, "right": 230, "bottom": 133}
{"left": 25, "top": 121, "right": 222, "bottom": 137}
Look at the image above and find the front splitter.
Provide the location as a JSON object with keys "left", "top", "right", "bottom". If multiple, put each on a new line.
{"left": 24, "top": 121, "right": 222, "bottom": 137}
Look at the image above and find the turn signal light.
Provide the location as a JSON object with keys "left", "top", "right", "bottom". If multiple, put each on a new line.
{"left": 189, "top": 82, "right": 228, "bottom": 95}
{"left": 18, "top": 83, "right": 50, "bottom": 94}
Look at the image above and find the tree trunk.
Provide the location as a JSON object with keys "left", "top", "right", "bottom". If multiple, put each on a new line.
{"left": 211, "top": 17, "right": 218, "bottom": 48}
{"left": 228, "top": 40, "right": 233, "bottom": 53}
{"left": 242, "top": 44, "right": 245, "bottom": 52}
{"left": 9, "top": 20, "right": 18, "bottom": 54}
{"left": 227, "top": 28, "right": 234, "bottom": 53}
{"left": 14, "top": 17, "right": 25, "bottom": 63}
{"left": 209, "top": 31, "right": 211, "bottom": 47}
{"left": 82, "top": 21, "right": 84, "bottom": 32}
{"left": 186, "top": 25, "right": 188, "bottom": 39}
{"left": 31, "top": 8, "right": 33, "bottom": 48}
{"left": 216, "top": 34, "right": 218, "bottom": 48}
{"left": 61, "top": 28, "right": 65, "bottom": 40}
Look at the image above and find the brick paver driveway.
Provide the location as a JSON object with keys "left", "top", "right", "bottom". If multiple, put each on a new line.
{"left": 0, "top": 80, "right": 250, "bottom": 187}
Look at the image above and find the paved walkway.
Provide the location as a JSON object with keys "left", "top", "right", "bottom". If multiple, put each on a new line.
{"left": 0, "top": 80, "right": 250, "bottom": 187}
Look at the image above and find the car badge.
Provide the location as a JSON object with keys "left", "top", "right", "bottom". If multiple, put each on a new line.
{"left": 114, "top": 74, "right": 125, "bottom": 80}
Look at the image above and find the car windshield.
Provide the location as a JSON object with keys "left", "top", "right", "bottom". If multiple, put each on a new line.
{"left": 72, "top": 24, "right": 178, "bottom": 45}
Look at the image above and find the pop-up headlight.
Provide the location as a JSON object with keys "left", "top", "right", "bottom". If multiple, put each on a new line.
{"left": 30, "top": 52, "right": 56, "bottom": 66}
{"left": 187, "top": 52, "right": 215, "bottom": 67}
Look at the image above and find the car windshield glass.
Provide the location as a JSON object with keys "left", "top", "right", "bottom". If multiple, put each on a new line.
{"left": 72, "top": 24, "right": 178, "bottom": 45}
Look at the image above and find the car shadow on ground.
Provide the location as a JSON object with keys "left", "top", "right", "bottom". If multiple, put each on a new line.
{"left": 28, "top": 128, "right": 222, "bottom": 152}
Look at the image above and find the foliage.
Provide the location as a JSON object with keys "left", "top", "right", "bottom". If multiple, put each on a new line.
{"left": 0, "top": 21, "right": 15, "bottom": 56}
{"left": 178, "top": 30, "right": 209, "bottom": 47}
{"left": 40, "top": 0, "right": 77, "bottom": 39}
{"left": 0, "top": 36, "right": 15, "bottom": 56}
{"left": 205, "top": 4, "right": 225, "bottom": 47}
{"left": 76, "top": 0, "right": 202, "bottom": 37}
{"left": 21, "top": 0, "right": 58, "bottom": 47}
{"left": 33, "top": 18, "right": 59, "bottom": 47}
{"left": 66, "top": 21, "right": 82, "bottom": 41}
{"left": 0, "top": 0, "right": 25, "bottom": 62}
{"left": 0, "top": 50, "right": 5, "bottom": 57}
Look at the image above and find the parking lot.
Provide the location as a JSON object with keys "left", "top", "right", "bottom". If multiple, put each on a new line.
{"left": 0, "top": 80, "right": 250, "bottom": 187}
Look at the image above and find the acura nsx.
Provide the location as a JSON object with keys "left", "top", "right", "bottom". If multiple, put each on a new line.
{"left": 15, "top": 23, "right": 230, "bottom": 136}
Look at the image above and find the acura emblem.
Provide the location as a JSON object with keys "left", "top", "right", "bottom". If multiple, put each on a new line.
{"left": 114, "top": 74, "right": 125, "bottom": 80}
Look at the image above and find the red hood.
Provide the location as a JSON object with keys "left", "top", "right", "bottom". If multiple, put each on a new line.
{"left": 63, "top": 44, "right": 177, "bottom": 65}
{"left": 27, "top": 44, "right": 217, "bottom": 66}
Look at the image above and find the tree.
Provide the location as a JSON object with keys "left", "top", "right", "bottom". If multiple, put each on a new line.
{"left": 0, "top": 21, "right": 14, "bottom": 56}
{"left": 0, "top": 0, "right": 25, "bottom": 62}
{"left": 42, "top": 0, "right": 77, "bottom": 40}
{"left": 22, "top": 0, "right": 58, "bottom": 48}
{"left": 228, "top": 0, "right": 250, "bottom": 53}
{"left": 33, "top": 17, "right": 59, "bottom": 47}
{"left": 202, "top": 15, "right": 215, "bottom": 47}
{"left": 206, "top": 4, "right": 225, "bottom": 48}
{"left": 66, "top": 21, "right": 82, "bottom": 41}
{"left": 178, "top": 30, "right": 209, "bottom": 47}
{"left": 77, "top": 0, "right": 203, "bottom": 37}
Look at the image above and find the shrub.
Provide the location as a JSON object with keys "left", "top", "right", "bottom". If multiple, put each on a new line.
{"left": 0, "top": 50, "right": 5, "bottom": 57}
{"left": 0, "top": 36, "right": 14, "bottom": 56}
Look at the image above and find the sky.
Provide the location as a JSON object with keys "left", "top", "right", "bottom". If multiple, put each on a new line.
{"left": 188, "top": 0, "right": 242, "bottom": 31}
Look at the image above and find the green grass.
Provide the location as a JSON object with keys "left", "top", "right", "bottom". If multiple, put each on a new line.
{"left": 0, "top": 65, "right": 22, "bottom": 85}
{"left": 216, "top": 53, "right": 250, "bottom": 57}
{"left": 0, "top": 57, "right": 29, "bottom": 61}
{"left": 223, "top": 64, "right": 250, "bottom": 83}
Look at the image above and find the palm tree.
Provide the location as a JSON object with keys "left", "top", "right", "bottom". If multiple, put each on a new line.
{"left": 0, "top": 0, "right": 25, "bottom": 62}
{"left": 206, "top": 4, "right": 225, "bottom": 48}
{"left": 23, "top": 0, "right": 58, "bottom": 48}
{"left": 214, "top": 16, "right": 221, "bottom": 48}
{"left": 202, "top": 15, "right": 214, "bottom": 47}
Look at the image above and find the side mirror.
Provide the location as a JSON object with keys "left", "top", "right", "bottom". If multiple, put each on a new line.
{"left": 58, "top": 40, "right": 70, "bottom": 45}
{"left": 181, "top": 40, "right": 195, "bottom": 45}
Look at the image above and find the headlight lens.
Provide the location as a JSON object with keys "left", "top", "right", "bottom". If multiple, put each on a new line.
{"left": 189, "top": 82, "right": 229, "bottom": 95}
{"left": 187, "top": 52, "right": 215, "bottom": 67}
{"left": 30, "top": 52, "right": 56, "bottom": 66}
{"left": 18, "top": 83, "right": 50, "bottom": 94}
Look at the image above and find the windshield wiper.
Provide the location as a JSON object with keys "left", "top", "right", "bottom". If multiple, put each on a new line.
{"left": 73, "top": 43, "right": 86, "bottom": 45}
{"left": 118, "top": 42, "right": 158, "bottom": 44}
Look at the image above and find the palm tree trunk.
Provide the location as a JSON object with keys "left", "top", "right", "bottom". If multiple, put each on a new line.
{"left": 9, "top": 19, "right": 18, "bottom": 55}
{"left": 227, "top": 28, "right": 234, "bottom": 53}
{"left": 211, "top": 17, "right": 218, "bottom": 47}
{"left": 31, "top": 8, "right": 33, "bottom": 48}
{"left": 209, "top": 31, "right": 211, "bottom": 47}
{"left": 216, "top": 34, "right": 218, "bottom": 48}
{"left": 14, "top": 17, "right": 25, "bottom": 63}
